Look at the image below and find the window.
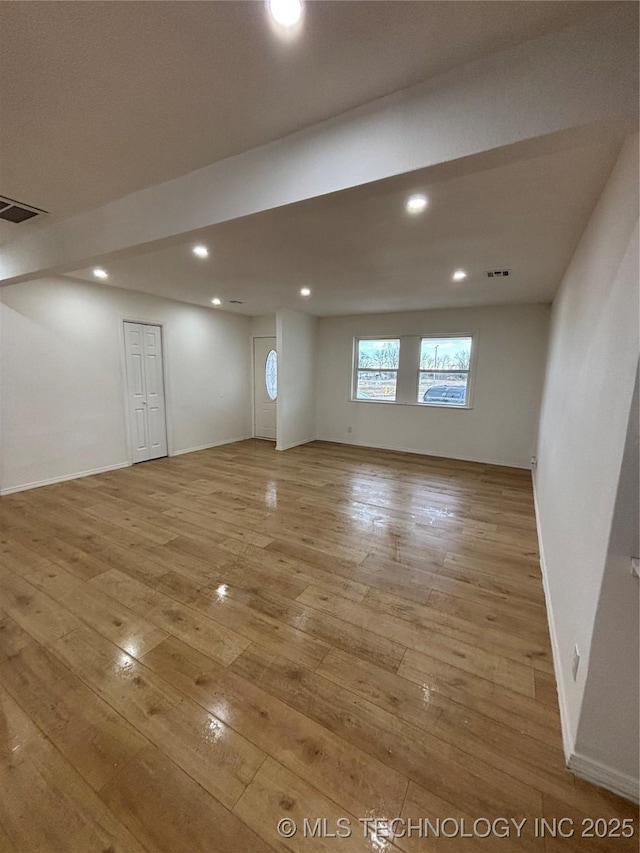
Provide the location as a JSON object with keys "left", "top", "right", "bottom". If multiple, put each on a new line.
{"left": 265, "top": 349, "right": 278, "bottom": 400}
{"left": 418, "top": 336, "right": 472, "bottom": 407}
{"left": 354, "top": 338, "right": 400, "bottom": 401}
{"left": 352, "top": 334, "right": 474, "bottom": 407}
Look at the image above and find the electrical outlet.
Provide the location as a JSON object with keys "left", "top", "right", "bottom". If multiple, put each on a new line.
{"left": 571, "top": 645, "right": 580, "bottom": 681}
{"left": 531, "top": 456, "right": 538, "bottom": 468}
{"left": 347, "top": 426, "right": 353, "bottom": 434}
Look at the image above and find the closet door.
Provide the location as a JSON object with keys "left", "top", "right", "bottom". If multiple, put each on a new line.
{"left": 124, "top": 322, "right": 168, "bottom": 462}
{"left": 141, "top": 324, "right": 168, "bottom": 459}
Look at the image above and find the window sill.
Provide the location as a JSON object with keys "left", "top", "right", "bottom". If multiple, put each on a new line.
{"left": 350, "top": 398, "right": 473, "bottom": 410}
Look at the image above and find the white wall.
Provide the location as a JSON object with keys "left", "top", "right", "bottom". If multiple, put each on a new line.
{"left": 534, "top": 134, "right": 639, "bottom": 799}
{"left": 276, "top": 308, "right": 316, "bottom": 451}
{"left": 0, "top": 277, "right": 252, "bottom": 493}
{"left": 315, "top": 304, "right": 549, "bottom": 468}
{"left": 250, "top": 315, "right": 276, "bottom": 338}
{"left": 575, "top": 369, "right": 639, "bottom": 794}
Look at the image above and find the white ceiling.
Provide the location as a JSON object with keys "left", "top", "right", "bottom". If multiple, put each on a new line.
{"left": 0, "top": 0, "right": 618, "bottom": 224}
{"left": 2, "top": 1, "right": 632, "bottom": 316}
{"left": 68, "top": 139, "right": 621, "bottom": 317}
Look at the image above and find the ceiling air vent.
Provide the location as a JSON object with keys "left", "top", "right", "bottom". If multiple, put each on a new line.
{"left": 0, "top": 195, "right": 48, "bottom": 223}
{"left": 228, "top": 300, "right": 244, "bottom": 304}
{"left": 486, "top": 269, "right": 511, "bottom": 278}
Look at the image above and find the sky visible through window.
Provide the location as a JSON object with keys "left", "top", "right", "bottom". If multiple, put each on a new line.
{"left": 420, "top": 337, "right": 471, "bottom": 370}
{"left": 357, "top": 339, "right": 400, "bottom": 369}
{"left": 355, "top": 336, "right": 472, "bottom": 404}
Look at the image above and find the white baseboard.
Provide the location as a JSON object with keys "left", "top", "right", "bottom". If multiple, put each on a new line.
{"left": 532, "top": 474, "right": 640, "bottom": 804}
{"left": 532, "top": 473, "right": 575, "bottom": 764}
{"left": 568, "top": 753, "right": 640, "bottom": 803}
{"left": 170, "top": 435, "right": 252, "bottom": 456}
{"left": 0, "top": 436, "right": 253, "bottom": 495}
{"left": 276, "top": 437, "right": 316, "bottom": 452}
{"left": 0, "top": 461, "right": 131, "bottom": 496}
{"left": 315, "top": 436, "right": 528, "bottom": 469}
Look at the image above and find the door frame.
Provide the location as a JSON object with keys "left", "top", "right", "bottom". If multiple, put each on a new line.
{"left": 118, "top": 317, "right": 173, "bottom": 464}
{"left": 252, "top": 335, "right": 277, "bottom": 440}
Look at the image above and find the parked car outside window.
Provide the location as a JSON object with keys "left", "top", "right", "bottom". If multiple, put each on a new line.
{"left": 422, "top": 385, "right": 466, "bottom": 405}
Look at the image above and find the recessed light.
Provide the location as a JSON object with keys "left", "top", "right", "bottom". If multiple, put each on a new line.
{"left": 93, "top": 268, "right": 108, "bottom": 279}
{"left": 268, "top": 0, "right": 303, "bottom": 28}
{"left": 300, "top": 287, "right": 311, "bottom": 297}
{"left": 406, "top": 194, "right": 427, "bottom": 214}
{"left": 193, "top": 245, "right": 209, "bottom": 258}
{"left": 452, "top": 270, "right": 467, "bottom": 281}
{"left": 211, "top": 297, "right": 222, "bottom": 306}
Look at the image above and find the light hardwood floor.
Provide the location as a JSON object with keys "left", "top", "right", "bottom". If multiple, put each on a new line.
{"left": 0, "top": 440, "right": 637, "bottom": 852}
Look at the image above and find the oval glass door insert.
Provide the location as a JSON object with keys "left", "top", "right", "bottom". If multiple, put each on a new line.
{"left": 265, "top": 349, "right": 278, "bottom": 400}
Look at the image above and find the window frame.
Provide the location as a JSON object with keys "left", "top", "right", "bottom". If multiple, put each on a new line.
{"left": 417, "top": 334, "right": 475, "bottom": 409}
{"left": 352, "top": 337, "right": 401, "bottom": 403}
{"left": 351, "top": 333, "right": 476, "bottom": 409}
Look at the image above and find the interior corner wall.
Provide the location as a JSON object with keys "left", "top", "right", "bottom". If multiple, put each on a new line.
{"left": 0, "top": 277, "right": 252, "bottom": 494}
{"left": 533, "top": 133, "right": 639, "bottom": 796}
{"left": 315, "top": 303, "right": 549, "bottom": 468}
{"left": 574, "top": 367, "right": 639, "bottom": 798}
{"left": 276, "top": 308, "right": 316, "bottom": 451}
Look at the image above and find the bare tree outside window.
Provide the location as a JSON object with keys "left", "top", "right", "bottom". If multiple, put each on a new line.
{"left": 356, "top": 339, "right": 400, "bottom": 400}
{"left": 419, "top": 337, "right": 473, "bottom": 405}
{"left": 358, "top": 340, "right": 400, "bottom": 370}
{"left": 353, "top": 335, "right": 474, "bottom": 406}
{"left": 452, "top": 349, "right": 471, "bottom": 370}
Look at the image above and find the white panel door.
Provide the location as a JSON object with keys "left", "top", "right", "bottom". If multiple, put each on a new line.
{"left": 254, "top": 336, "right": 277, "bottom": 441}
{"left": 124, "top": 322, "right": 168, "bottom": 462}
{"left": 142, "top": 325, "right": 168, "bottom": 457}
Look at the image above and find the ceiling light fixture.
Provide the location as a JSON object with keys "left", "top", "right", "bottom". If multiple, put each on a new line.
{"left": 93, "top": 268, "right": 108, "bottom": 279}
{"left": 452, "top": 270, "right": 467, "bottom": 281}
{"left": 193, "top": 245, "right": 209, "bottom": 258}
{"left": 211, "top": 297, "right": 222, "bottom": 306}
{"left": 300, "top": 287, "right": 311, "bottom": 297}
{"left": 406, "top": 194, "right": 427, "bottom": 214}
{"left": 268, "top": 0, "right": 303, "bottom": 28}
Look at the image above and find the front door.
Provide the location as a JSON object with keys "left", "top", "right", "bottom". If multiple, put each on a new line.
{"left": 254, "top": 336, "right": 277, "bottom": 440}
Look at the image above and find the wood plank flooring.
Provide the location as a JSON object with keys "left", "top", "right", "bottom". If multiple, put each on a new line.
{"left": 0, "top": 439, "right": 637, "bottom": 852}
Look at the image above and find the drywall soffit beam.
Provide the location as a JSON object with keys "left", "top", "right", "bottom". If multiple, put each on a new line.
{"left": 0, "top": 5, "right": 637, "bottom": 286}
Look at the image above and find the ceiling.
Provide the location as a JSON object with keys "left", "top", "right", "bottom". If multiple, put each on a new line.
{"left": 68, "top": 138, "right": 621, "bottom": 317}
{"left": 0, "top": 0, "right": 619, "bottom": 225}
{"left": 1, "top": 1, "right": 632, "bottom": 316}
